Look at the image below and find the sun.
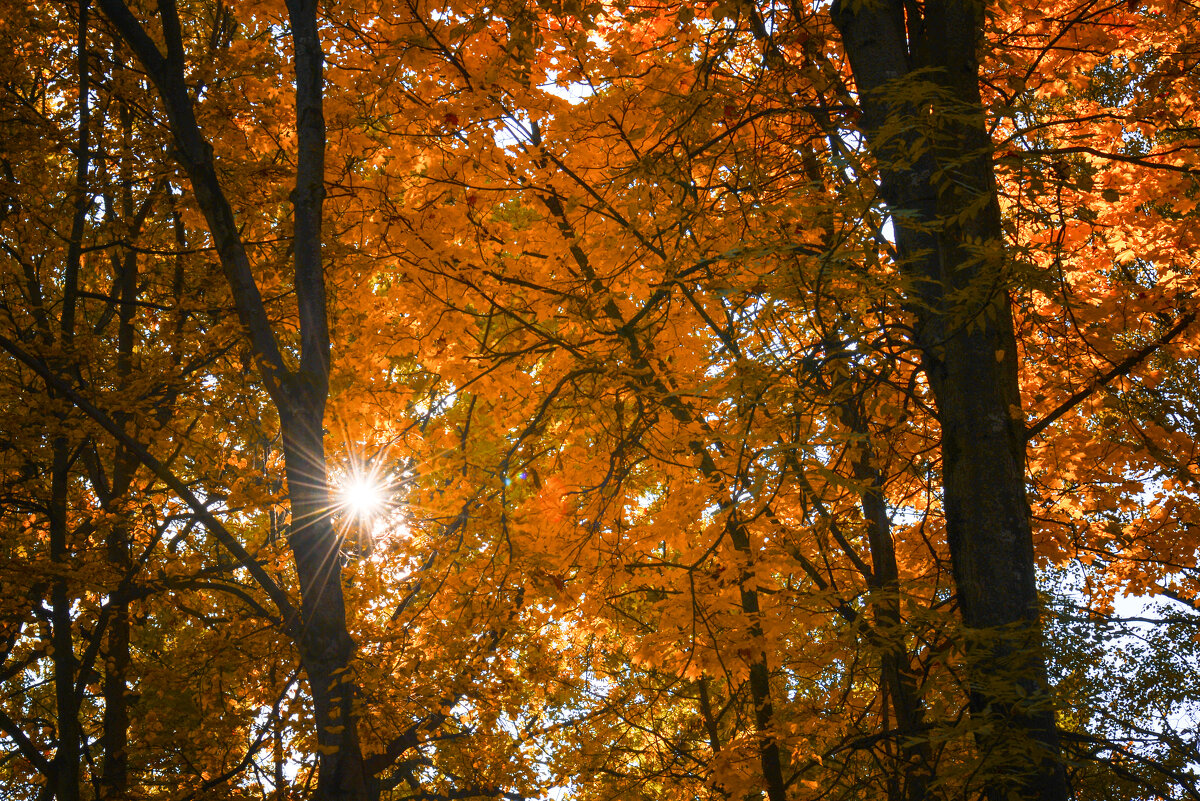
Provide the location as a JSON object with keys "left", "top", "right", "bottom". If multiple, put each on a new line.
{"left": 332, "top": 435, "right": 409, "bottom": 546}
{"left": 338, "top": 471, "right": 387, "bottom": 521}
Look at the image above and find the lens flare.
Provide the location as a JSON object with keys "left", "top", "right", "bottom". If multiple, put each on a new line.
{"left": 333, "top": 430, "right": 411, "bottom": 550}
{"left": 339, "top": 471, "right": 386, "bottom": 521}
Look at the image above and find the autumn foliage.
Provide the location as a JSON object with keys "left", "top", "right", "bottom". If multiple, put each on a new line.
{"left": 1, "top": 1, "right": 1199, "bottom": 800}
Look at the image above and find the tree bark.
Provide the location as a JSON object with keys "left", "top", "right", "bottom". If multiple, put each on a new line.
{"left": 829, "top": 2, "right": 1069, "bottom": 799}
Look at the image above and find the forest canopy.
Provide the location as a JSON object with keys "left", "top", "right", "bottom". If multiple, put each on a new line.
{"left": 1, "top": 0, "right": 1199, "bottom": 800}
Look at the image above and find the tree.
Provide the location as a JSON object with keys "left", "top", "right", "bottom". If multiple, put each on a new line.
{"left": 2, "top": 0, "right": 1199, "bottom": 800}
{"left": 830, "top": 2, "right": 1068, "bottom": 798}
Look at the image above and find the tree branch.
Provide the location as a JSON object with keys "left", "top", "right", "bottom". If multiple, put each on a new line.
{"left": 1026, "top": 311, "right": 1196, "bottom": 440}
{"left": 0, "top": 334, "right": 299, "bottom": 634}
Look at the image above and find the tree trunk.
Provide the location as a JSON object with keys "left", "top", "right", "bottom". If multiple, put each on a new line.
{"left": 48, "top": 3, "right": 91, "bottom": 795}
{"left": 94, "top": 0, "right": 372, "bottom": 796}
{"left": 281, "top": 401, "right": 370, "bottom": 800}
{"left": 101, "top": 584, "right": 131, "bottom": 799}
{"left": 100, "top": 96, "right": 142, "bottom": 801}
{"left": 830, "top": 2, "right": 1068, "bottom": 799}
{"left": 853, "top": 446, "right": 934, "bottom": 801}
{"left": 728, "top": 519, "right": 788, "bottom": 801}
{"left": 49, "top": 443, "right": 81, "bottom": 801}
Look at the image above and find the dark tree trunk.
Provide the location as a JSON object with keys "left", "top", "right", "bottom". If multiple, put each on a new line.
{"left": 728, "top": 520, "right": 788, "bottom": 801}
{"left": 99, "top": 97, "right": 142, "bottom": 801}
{"left": 852, "top": 442, "right": 934, "bottom": 801}
{"left": 49, "top": 444, "right": 81, "bottom": 801}
{"left": 48, "top": 3, "right": 92, "bottom": 796}
{"left": 830, "top": 2, "right": 1068, "bottom": 799}
{"left": 94, "top": 0, "right": 371, "bottom": 797}
{"left": 100, "top": 588, "right": 130, "bottom": 799}
{"left": 281, "top": 402, "right": 370, "bottom": 800}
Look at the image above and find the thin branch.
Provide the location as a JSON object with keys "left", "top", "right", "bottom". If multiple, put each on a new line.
{"left": 1026, "top": 311, "right": 1197, "bottom": 440}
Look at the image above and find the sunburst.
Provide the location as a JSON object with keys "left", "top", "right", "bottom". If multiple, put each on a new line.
{"left": 332, "top": 431, "right": 410, "bottom": 550}
{"left": 339, "top": 471, "right": 387, "bottom": 522}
